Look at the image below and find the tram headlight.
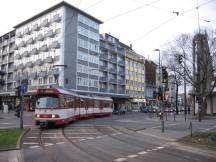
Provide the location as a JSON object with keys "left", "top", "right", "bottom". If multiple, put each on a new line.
{"left": 52, "top": 114, "right": 55, "bottom": 118}
{"left": 36, "top": 114, "right": 40, "bottom": 118}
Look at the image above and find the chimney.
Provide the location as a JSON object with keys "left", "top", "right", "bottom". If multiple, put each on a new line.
{"left": 130, "top": 44, "right": 132, "bottom": 49}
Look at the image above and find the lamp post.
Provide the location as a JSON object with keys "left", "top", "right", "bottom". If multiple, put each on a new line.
{"left": 155, "top": 49, "right": 164, "bottom": 132}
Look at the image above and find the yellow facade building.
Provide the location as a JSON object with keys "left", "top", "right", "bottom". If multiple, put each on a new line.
{"left": 125, "top": 48, "right": 145, "bottom": 99}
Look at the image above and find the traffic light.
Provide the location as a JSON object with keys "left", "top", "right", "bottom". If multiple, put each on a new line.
{"left": 178, "top": 55, "right": 183, "bottom": 64}
{"left": 162, "top": 67, "right": 168, "bottom": 83}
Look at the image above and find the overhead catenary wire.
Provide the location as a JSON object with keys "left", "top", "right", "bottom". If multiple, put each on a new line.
{"left": 131, "top": 0, "right": 216, "bottom": 44}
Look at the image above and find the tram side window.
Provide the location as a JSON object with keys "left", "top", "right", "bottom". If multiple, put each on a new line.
{"left": 59, "top": 94, "right": 66, "bottom": 108}
{"left": 105, "top": 102, "right": 110, "bottom": 108}
{"left": 80, "top": 99, "right": 85, "bottom": 107}
{"left": 99, "top": 101, "right": 104, "bottom": 109}
{"left": 95, "top": 100, "right": 99, "bottom": 108}
{"left": 89, "top": 100, "right": 94, "bottom": 107}
{"left": 75, "top": 97, "right": 80, "bottom": 108}
{"left": 66, "top": 96, "right": 75, "bottom": 108}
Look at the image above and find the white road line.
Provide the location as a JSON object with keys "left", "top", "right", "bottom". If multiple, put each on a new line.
{"left": 114, "top": 158, "right": 127, "bottom": 161}
{"left": 44, "top": 143, "right": 54, "bottom": 147}
{"left": 146, "top": 149, "right": 153, "bottom": 152}
{"left": 42, "top": 137, "right": 63, "bottom": 139}
{"left": 56, "top": 142, "right": 65, "bottom": 145}
{"left": 79, "top": 139, "right": 86, "bottom": 141}
{"left": 29, "top": 146, "right": 40, "bottom": 149}
{"left": 66, "top": 132, "right": 99, "bottom": 134}
{"left": 157, "top": 146, "right": 164, "bottom": 149}
{"left": 68, "top": 136, "right": 93, "bottom": 139}
{"left": 95, "top": 136, "right": 103, "bottom": 139}
{"left": 152, "top": 148, "right": 158, "bottom": 151}
{"left": 127, "top": 154, "right": 138, "bottom": 158}
{"left": 138, "top": 151, "right": 148, "bottom": 155}
{"left": 26, "top": 137, "right": 37, "bottom": 139}
{"left": 23, "top": 142, "right": 39, "bottom": 145}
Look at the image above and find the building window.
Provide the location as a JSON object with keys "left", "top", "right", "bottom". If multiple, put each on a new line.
{"left": 38, "top": 78, "right": 43, "bottom": 85}
{"left": 49, "top": 76, "right": 54, "bottom": 84}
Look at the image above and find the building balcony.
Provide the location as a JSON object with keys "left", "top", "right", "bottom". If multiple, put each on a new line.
{"left": 26, "top": 61, "right": 34, "bottom": 68}
{"left": 10, "top": 37, "right": 15, "bottom": 43}
{"left": 46, "top": 30, "right": 55, "bottom": 38}
{"left": 118, "top": 60, "right": 125, "bottom": 66}
{"left": 99, "top": 77, "right": 107, "bottom": 82}
{"left": 109, "top": 46, "right": 117, "bottom": 53}
{"left": 48, "top": 69, "right": 59, "bottom": 76}
{"left": 31, "top": 48, "right": 38, "bottom": 55}
{"left": 36, "top": 34, "right": 44, "bottom": 41}
{"left": 109, "top": 78, "right": 117, "bottom": 84}
{"left": 99, "top": 65, "right": 108, "bottom": 71}
{"left": 100, "top": 88, "right": 107, "bottom": 93}
{"left": 41, "top": 19, "right": 49, "bottom": 27}
{"left": 109, "top": 68, "right": 117, "bottom": 74}
{"left": 52, "top": 14, "right": 61, "bottom": 23}
{"left": 39, "top": 45, "right": 48, "bottom": 52}
{"left": 118, "top": 90, "right": 125, "bottom": 94}
{"left": 109, "top": 58, "right": 117, "bottom": 64}
{"left": 118, "top": 49, "right": 125, "bottom": 56}
{"left": 21, "top": 74, "right": 28, "bottom": 80}
{"left": 118, "top": 79, "right": 125, "bottom": 85}
{"left": 26, "top": 38, "right": 34, "bottom": 45}
{"left": 8, "top": 57, "right": 14, "bottom": 63}
{"left": 17, "top": 63, "right": 24, "bottom": 70}
{"left": 15, "top": 54, "right": 21, "bottom": 59}
{"left": 32, "top": 24, "right": 40, "bottom": 31}
{"left": 16, "top": 32, "right": 23, "bottom": 38}
{"left": 38, "top": 71, "right": 47, "bottom": 77}
{"left": 50, "top": 41, "right": 60, "bottom": 49}
{"left": 19, "top": 41, "right": 26, "bottom": 47}
{"left": 7, "top": 78, "right": 13, "bottom": 83}
{"left": 11, "top": 44, "right": 18, "bottom": 50}
{"left": 29, "top": 72, "right": 37, "bottom": 79}
{"left": 44, "top": 57, "right": 53, "bottom": 64}
{"left": 8, "top": 65, "right": 15, "bottom": 72}
{"left": 109, "top": 89, "right": 116, "bottom": 93}
{"left": 23, "top": 28, "right": 30, "bottom": 35}
{"left": 118, "top": 70, "right": 125, "bottom": 76}
{"left": 35, "top": 59, "right": 44, "bottom": 66}
{"left": 22, "top": 51, "right": 30, "bottom": 57}
{"left": 99, "top": 54, "right": 108, "bottom": 61}
{"left": 2, "top": 50, "right": 8, "bottom": 55}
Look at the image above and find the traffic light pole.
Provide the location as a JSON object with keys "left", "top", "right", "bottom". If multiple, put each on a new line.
{"left": 20, "top": 92, "right": 24, "bottom": 129}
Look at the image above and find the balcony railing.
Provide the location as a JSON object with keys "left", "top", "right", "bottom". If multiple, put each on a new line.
{"left": 118, "top": 79, "right": 125, "bottom": 85}
{"left": 50, "top": 41, "right": 60, "bottom": 49}
{"left": 99, "top": 77, "right": 107, "bottom": 82}
{"left": 118, "top": 60, "right": 125, "bottom": 66}
{"left": 19, "top": 41, "right": 26, "bottom": 47}
{"left": 38, "top": 71, "right": 47, "bottom": 77}
{"left": 41, "top": 19, "right": 49, "bottom": 27}
{"left": 109, "top": 89, "right": 116, "bottom": 93}
{"left": 17, "top": 63, "right": 24, "bottom": 70}
{"left": 16, "top": 32, "right": 23, "bottom": 38}
{"left": 39, "top": 45, "right": 48, "bottom": 52}
{"left": 99, "top": 54, "right": 108, "bottom": 61}
{"left": 100, "top": 88, "right": 107, "bottom": 92}
{"left": 22, "top": 51, "right": 30, "bottom": 57}
{"left": 26, "top": 61, "right": 34, "bottom": 68}
{"left": 31, "top": 48, "right": 38, "bottom": 55}
{"left": 99, "top": 65, "right": 108, "bottom": 71}
{"left": 109, "top": 57, "right": 117, "bottom": 64}
{"left": 32, "top": 24, "right": 40, "bottom": 31}
{"left": 109, "top": 68, "right": 117, "bottom": 74}
{"left": 26, "top": 38, "right": 34, "bottom": 45}
{"left": 53, "top": 14, "right": 61, "bottom": 22}
{"left": 15, "top": 54, "right": 21, "bottom": 59}
{"left": 44, "top": 57, "right": 53, "bottom": 64}
{"left": 35, "top": 59, "right": 44, "bottom": 66}
{"left": 29, "top": 72, "right": 37, "bottom": 79}
{"left": 23, "top": 28, "right": 30, "bottom": 35}
{"left": 109, "top": 78, "right": 117, "bottom": 84}
{"left": 118, "top": 70, "right": 125, "bottom": 76}
{"left": 46, "top": 30, "right": 54, "bottom": 38}
{"left": 36, "top": 34, "right": 44, "bottom": 41}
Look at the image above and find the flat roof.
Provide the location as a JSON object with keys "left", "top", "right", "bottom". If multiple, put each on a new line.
{"left": 14, "top": 1, "right": 103, "bottom": 28}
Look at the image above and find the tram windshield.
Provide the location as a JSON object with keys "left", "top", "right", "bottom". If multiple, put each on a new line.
{"left": 36, "top": 95, "right": 59, "bottom": 109}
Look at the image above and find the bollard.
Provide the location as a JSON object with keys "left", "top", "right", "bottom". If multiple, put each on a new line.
{"left": 174, "top": 112, "right": 176, "bottom": 121}
{"left": 190, "top": 122, "right": 193, "bottom": 137}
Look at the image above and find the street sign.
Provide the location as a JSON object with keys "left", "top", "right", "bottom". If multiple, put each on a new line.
{"left": 21, "top": 84, "right": 28, "bottom": 94}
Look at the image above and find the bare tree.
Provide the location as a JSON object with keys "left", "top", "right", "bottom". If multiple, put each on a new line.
{"left": 162, "top": 28, "right": 216, "bottom": 121}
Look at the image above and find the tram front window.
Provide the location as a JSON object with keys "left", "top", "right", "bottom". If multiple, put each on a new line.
{"left": 36, "top": 96, "right": 59, "bottom": 108}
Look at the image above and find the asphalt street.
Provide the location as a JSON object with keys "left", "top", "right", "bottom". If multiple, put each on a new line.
{"left": 1, "top": 111, "right": 216, "bottom": 162}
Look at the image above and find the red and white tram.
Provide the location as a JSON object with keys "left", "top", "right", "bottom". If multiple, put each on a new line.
{"left": 35, "top": 88, "right": 113, "bottom": 126}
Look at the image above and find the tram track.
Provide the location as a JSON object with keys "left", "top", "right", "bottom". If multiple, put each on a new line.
{"left": 61, "top": 126, "right": 104, "bottom": 162}
{"left": 38, "top": 129, "right": 59, "bottom": 162}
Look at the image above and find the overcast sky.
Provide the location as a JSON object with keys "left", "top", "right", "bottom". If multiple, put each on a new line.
{"left": 0, "top": 0, "right": 216, "bottom": 61}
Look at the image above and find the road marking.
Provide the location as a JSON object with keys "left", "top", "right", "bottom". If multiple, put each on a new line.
{"left": 44, "top": 143, "right": 54, "bottom": 147}
{"left": 29, "top": 146, "right": 40, "bottom": 149}
{"left": 26, "top": 137, "right": 37, "bottom": 139}
{"left": 95, "top": 136, "right": 103, "bottom": 139}
{"left": 137, "top": 131, "right": 175, "bottom": 141}
{"left": 56, "top": 142, "right": 65, "bottom": 145}
{"left": 157, "top": 146, "right": 164, "bottom": 149}
{"left": 79, "top": 139, "right": 86, "bottom": 141}
{"left": 138, "top": 151, "right": 148, "bottom": 155}
{"left": 146, "top": 149, "right": 153, "bottom": 152}
{"left": 114, "top": 158, "right": 127, "bottom": 161}
{"left": 42, "top": 137, "right": 63, "bottom": 139}
{"left": 23, "top": 142, "right": 39, "bottom": 145}
{"left": 66, "top": 132, "right": 99, "bottom": 134}
{"left": 127, "top": 154, "right": 138, "bottom": 158}
{"left": 68, "top": 136, "right": 94, "bottom": 139}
